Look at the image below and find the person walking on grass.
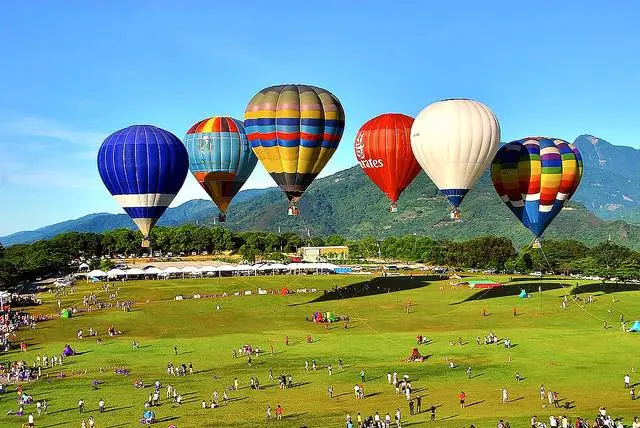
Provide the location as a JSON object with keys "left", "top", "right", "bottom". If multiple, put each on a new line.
{"left": 395, "top": 408, "right": 402, "bottom": 427}
{"left": 502, "top": 387, "right": 508, "bottom": 404}
{"left": 416, "top": 396, "right": 422, "bottom": 413}
{"left": 467, "top": 366, "right": 472, "bottom": 379}
{"left": 429, "top": 404, "right": 436, "bottom": 421}
{"left": 88, "top": 416, "right": 94, "bottom": 428}
{"left": 625, "top": 373, "right": 631, "bottom": 388}
{"left": 360, "top": 369, "right": 365, "bottom": 382}
{"left": 174, "top": 346, "right": 178, "bottom": 355}
{"left": 458, "top": 391, "right": 465, "bottom": 408}
{"left": 266, "top": 405, "right": 271, "bottom": 420}
{"left": 78, "top": 399, "right": 85, "bottom": 414}
{"left": 275, "top": 404, "right": 283, "bottom": 420}
{"left": 99, "top": 398, "right": 105, "bottom": 413}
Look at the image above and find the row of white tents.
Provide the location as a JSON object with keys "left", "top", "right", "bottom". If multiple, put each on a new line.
{"left": 82, "top": 263, "right": 343, "bottom": 280}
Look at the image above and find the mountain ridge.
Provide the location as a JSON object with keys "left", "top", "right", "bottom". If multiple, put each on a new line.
{"left": 3, "top": 135, "right": 640, "bottom": 248}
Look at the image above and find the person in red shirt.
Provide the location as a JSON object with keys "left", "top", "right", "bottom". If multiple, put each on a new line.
{"left": 275, "top": 404, "right": 284, "bottom": 420}
{"left": 458, "top": 391, "right": 465, "bottom": 408}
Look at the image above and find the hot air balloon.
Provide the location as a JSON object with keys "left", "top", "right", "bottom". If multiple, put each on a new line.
{"left": 355, "top": 113, "right": 421, "bottom": 211}
{"left": 97, "top": 125, "right": 189, "bottom": 247}
{"left": 410, "top": 99, "right": 501, "bottom": 219}
{"left": 244, "top": 84, "right": 345, "bottom": 216}
{"left": 184, "top": 116, "right": 257, "bottom": 222}
{"left": 491, "top": 137, "right": 583, "bottom": 245}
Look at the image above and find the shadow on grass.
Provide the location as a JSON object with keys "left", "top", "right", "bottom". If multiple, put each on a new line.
{"left": 156, "top": 416, "right": 180, "bottom": 423}
{"left": 572, "top": 282, "right": 640, "bottom": 295}
{"left": 466, "top": 400, "right": 484, "bottom": 407}
{"left": 284, "top": 412, "right": 308, "bottom": 419}
{"left": 452, "top": 282, "right": 567, "bottom": 304}
{"left": 105, "top": 405, "right": 134, "bottom": 413}
{"left": 508, "top": 396, "right": 524, "bottom": 403}
{"left": 294, "top": 276, "right": 444, "bottom": 306}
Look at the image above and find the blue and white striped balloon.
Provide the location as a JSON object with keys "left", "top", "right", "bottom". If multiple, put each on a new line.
{"left": 97, "top": 125, "right": 189, "bottom": 246}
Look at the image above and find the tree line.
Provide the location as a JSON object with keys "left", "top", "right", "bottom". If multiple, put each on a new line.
{"left": 1, "top": 224, "right": 639, "bottom": 289}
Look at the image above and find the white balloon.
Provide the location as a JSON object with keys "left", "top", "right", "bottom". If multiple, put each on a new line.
{"left": 410, "top": 99, "right": 500, "bottom": 210}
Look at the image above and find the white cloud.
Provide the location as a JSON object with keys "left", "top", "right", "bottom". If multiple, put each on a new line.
{"left": 2, "top": 117, "right": 107, "bottom": 147}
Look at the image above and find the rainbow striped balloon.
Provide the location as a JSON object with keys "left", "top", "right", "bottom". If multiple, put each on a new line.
{"left": 244, "top": 84, "right": 345, "bottom": 208}
{"left": 491, "top": 137, "right": 583, "bottom": 238}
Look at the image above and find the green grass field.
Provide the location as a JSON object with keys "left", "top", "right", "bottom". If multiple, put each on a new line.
{"left": 1, "top": 273, "right": 639, "bottom": 427}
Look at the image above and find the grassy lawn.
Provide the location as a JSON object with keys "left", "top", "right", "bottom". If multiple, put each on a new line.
{"left": 1, "top": 273, "right": 638, "bottom": 427}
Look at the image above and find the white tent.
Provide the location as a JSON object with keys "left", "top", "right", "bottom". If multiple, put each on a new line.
{"left": 159, "top": 267, "right": 181, "bottom": 277}
{"left": 107, "top": 268, "right": 126, "bottom": 278}
{"left": 198, "top": 266, "right": 218, "bottom": 273}
{"left": 126, "top": 268, "right": 146, "bottom": 276}
{"left": 180, "top": 266, "right": 198, "bottom": 273}
{"left": 144, "top": 267, "right": 163, "bottom": 275}
{"left": 78, "top": 262, "right": 90, "bottom": 271}
{"left": 257, "top": 264, "right": 275, "bottom": 271}
{"left": 218, "top": 265, "right": 236, "bottom": 272}
{"left": 270, "top": 263, "right": 289, "bottom": 270}
{"left": 87, "top": 270, "right": 107, "bottom": 278}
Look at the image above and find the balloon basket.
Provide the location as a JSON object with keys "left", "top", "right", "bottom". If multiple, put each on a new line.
{"left": 217, "top": 213, "right": 226, "bottom": 222}
{"left": 450, "top": 209, "right": 461, "bottom": 220}
{"left": 532, "top": 239, "right": 542, "bottom": 249}
{"left": 287, "top": 203, "right": 300, "bottom": 216}
{"left": 141, "top": 239, "right": 150, "bottom": 248}
{"left": 389, "top": 203, "right": 398, "bottom": 213}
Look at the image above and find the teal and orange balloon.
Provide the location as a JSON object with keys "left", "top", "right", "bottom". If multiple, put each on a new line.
{"left": 244, "top": 84, "right": 345, "bottom": 215}
{"left": 184, "top": 116, "right": 257, "bottom": 221}
{"left": 491, "top": 137, "right": 583, "bottom": 238}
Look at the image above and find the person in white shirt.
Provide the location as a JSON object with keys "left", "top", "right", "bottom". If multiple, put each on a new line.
{"left": 502, "top": 388, "right": 508, "bottom": 404}
{"left": 395, "top": 408, "right": 401, "bottom": 427}
{"left": 631, "top": 416, "right": 640, "bottom": 428}
{"left": 549, "top": 415, "right": 558, "bottom": 428}
{"left": 28, "top": 413, "right": 34, "bottom": 427}
{"left": 624, "top": 374, "right": 631, "bottom": 388}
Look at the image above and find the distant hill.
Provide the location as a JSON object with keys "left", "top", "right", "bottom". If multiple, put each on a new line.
{"left": 572, "top": 134, "right": 640, "bottom": 222}
{"left": 0, "top": 189, "right": 268, "bottom": 246}
{"left": 3, "top": 135, "right": 640, "bottom": 249}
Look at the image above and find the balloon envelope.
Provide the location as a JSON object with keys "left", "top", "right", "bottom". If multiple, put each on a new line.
{"left": 184, "top": 116, "right": 257, "bottom": 216}
{"left": 491, "top": 137, "right": 583, "bottom": 237}
{"left": 410, "top": 99, "right": 500, "bottom": 209}
{"left": 97, "top": 125, "right": 189, "bottom": 240}
{"left": 355, "top": 113, "right": 420, "bottom": 204}
{"left": 244, "top": 84, "right": 345, "bottom": 205}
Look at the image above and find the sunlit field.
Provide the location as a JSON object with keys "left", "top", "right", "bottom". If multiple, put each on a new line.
{"left": 1, "top": 273, "right": 639, "bottom": 427}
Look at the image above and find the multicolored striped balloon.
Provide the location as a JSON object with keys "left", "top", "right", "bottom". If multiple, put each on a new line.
{"left": 491, "top": 137, "right": 583, "bottom": 237}
{"left": 244, "top": 84, "right": 345, "bottom": 213}
{"left": 97, "top": 125, "right": 189, "bottom": 246}
{"left": 184, "top": 116, "right": 257, "bottom": 221}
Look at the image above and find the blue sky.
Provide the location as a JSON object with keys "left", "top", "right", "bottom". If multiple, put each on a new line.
{"left": 1, "top": 1, "right": 638, "bottom": 236}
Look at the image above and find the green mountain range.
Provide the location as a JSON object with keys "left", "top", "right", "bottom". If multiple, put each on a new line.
{"left": 2, "top": 135, "right": 640, "bottom": 249}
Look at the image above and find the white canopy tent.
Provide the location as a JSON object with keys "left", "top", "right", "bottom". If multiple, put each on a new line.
{"left": 87, "top": 270, "right": 107, "bottom": 278}
{"left": 144, "top": 267, "right": 163, "bottom": 275}
{"left": 126, "top": 268, "right": 146, "bottom": 276}
{"left": 107, "top": 268, "right": 127, "bottom": 278}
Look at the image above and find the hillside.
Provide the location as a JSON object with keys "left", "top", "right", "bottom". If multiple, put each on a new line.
{"left": 223, "top": 166, "right": 640, "bottom": 249}
{"left": 572, "top": 134, "right": 640, "bottom": 222}
{"left": 3, "top": 135, "right": 640, "bottom": 249}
